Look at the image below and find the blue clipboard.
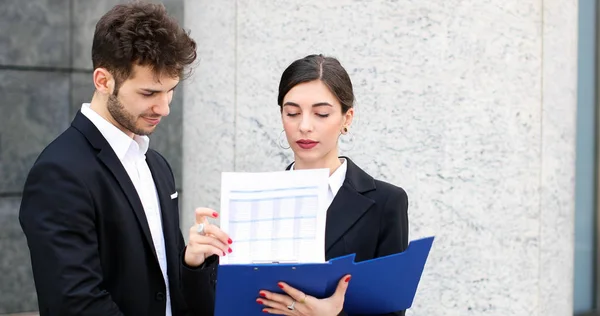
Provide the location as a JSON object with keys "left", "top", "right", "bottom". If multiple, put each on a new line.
{"left": 214, "top": 236, "right": 434, "bottom": 315}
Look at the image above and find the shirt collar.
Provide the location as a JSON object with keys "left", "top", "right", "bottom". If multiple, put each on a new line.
{"left": 328, "top": 158, "right": 347, "bottom": 197}
{"left": 80, "top": 103, "right": 149, "bottom": 160}
{"left": 290, "top": 158, "right": 347, "bottom": 196}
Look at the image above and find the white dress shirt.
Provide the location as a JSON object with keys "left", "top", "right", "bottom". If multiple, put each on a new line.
{"left": 81, "top": 103, "right": 172, "bottom": 316}
{"left": 291, "top": 158, "right": 347, "bottom": 210}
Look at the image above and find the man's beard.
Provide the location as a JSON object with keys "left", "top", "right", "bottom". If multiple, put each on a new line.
{"left": 107, "top": 94, "right": 154, "bottom": 136}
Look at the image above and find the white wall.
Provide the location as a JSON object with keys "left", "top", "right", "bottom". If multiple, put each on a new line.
{"left": 182, "top": 1, "right": 577, "bottom": 315}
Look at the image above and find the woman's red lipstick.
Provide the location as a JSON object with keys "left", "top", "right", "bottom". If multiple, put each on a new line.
{"left": 296, "top": 139, "right": 318, "bottom": 149}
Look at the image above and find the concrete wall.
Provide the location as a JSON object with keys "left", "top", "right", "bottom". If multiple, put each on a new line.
{"left": 182, "top": 1, "right": 577, "bottom": 315}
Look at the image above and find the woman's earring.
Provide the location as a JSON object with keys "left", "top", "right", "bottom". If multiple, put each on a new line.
{"left": 278, "top": 130, "right": 290, "bottom": 150}
{"left": 339, "top": 126, "right": 355, "bottom": 152}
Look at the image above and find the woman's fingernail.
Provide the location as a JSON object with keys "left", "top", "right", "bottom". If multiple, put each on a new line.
{"left": 260, "top": 292, "right": 267, "bottom": 297}
{"left": 213, "top": 212, "right": 219, "bottom": 217}
{"left": 256, "top": 299, "right": 263, "bottom": 304}
{"left": 278, "top": 283, "right": 284, "bottom": 289}
{"left": 228, "top": 238, "right": 233, "bottom": 244}
{"left": 222, "top": 251, "right": 226, "bottom": 256}
{"left": 263, "top": 310, "right": 269, "bottom": 313}
{"left": 345, "top": 276, "right": 351, "bottom": 283}
{"left": 228, "top": 248, "right": 232, "bottom": 253}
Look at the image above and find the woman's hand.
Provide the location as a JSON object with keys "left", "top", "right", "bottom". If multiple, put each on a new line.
{"left": 184, "top": 207, "right": 232, "bottom": 267}
{"left": 257, "top": 274, "right": 351, "bottom": 315}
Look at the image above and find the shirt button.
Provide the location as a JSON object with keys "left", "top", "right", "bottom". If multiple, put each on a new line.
{"left": 155, "top": 292, "right": 165, "bottom": 301}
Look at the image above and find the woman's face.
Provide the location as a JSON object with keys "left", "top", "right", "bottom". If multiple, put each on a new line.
{"left": 281, "top": 80, "right": 353, "bottom": 166}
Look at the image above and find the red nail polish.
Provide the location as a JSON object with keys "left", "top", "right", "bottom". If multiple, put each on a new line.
{"left": 213, "top": 212, "right": 219, "bottom": 217}
{"left": 228, "top": 248, "right": 232, "bottom": 253}
{"left": 263, "top": 310, "right": 269, "bottom": 314}
{"left": 256, "top": 299, "right": 263, "bottom": 304}
{"left": 260, "top": 292, "right": 266, "bottom": 297}
{"left": 222, "top": 251, "right": 226, "bottom": 256}
{"left": 345, "top": 276, "right": 351, "bottom": 283}
{"left": 278, "top": 283, "right": 284, "bottom": 289}
{"left": 228, "top": 238, "right": 233, "bottom": 244}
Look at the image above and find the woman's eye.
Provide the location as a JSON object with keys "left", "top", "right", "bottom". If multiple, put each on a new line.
{"left": 286, "top": 113, "right": 300, "bottom": 117}
{"left": 316, "top": 113, "right": 329, "bottom": 118}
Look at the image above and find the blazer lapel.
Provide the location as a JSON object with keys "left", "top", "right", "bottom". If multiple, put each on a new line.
{"left": 325, "top": 182, "right": 374, "bottom": 252}
{"left": 285, "top": 157, "right": 377, "bottom": 253}
{"left": 72, "top": 111, "right": 157, "bottom": 260}
{"left": 145, "top": 153, "right": 178, "bottom": 266}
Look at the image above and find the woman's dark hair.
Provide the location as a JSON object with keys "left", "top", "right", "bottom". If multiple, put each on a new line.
{"left": 91, "top": 2, "right": 197, "bottom": 91}
{"left": 277, "top": 54, "right": 354, "bottom": 114}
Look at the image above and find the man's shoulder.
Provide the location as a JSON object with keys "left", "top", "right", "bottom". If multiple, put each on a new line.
{"left": 35, "top": 126, "right": 92, "bottom": 165}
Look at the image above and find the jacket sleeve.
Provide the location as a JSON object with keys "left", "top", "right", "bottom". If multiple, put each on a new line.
{"left": 179, "top": 246, "right": 219, "bottom": 315}
{"left": 337, "top": 187, "right": 409, "bottom": 316}
{"left": 376, "top": 186, "right": 409, "bottom": 316}
{"left": 376, "top": 187, "right": 409, "bottom": 257}
{"left": 344, "top": 186, "right": 409, "bottom": 316}
{"left": 19, "top": 161, "right": 124, "bottom": 316}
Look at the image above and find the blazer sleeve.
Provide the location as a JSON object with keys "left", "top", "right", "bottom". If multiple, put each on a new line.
{"left": 376, "top": 187, "right": 409, "bottom": 257}
{"left": 19, "top": 161, "right": 124, "bottom": 316}
{"left": 337, "top": 187, "right": 410, "bottom": 316}
{"left": 360, "top": 187, "right": 409, "bottom": 316}
{"left": 179, "top": 239, "right": 219, "bottom": 315}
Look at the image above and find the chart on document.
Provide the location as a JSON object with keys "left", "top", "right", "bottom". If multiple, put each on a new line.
{"left": 219, "top": 169, "right": 329, "bottom": 264}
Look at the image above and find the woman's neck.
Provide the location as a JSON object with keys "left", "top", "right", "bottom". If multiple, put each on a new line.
{"left": 294, "top": 155, "right": 342, "bottom": 176}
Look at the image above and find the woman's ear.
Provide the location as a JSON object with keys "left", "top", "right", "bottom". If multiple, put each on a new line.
{"left": 343, "top": 107, "right": 355, "bottom": 129}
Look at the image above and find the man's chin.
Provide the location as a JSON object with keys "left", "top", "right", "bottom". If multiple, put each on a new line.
{"left": 133, "top": 125, "right": 157, "bottom": 136}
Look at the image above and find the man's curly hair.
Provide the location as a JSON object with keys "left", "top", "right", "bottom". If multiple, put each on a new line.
{"left": 91, "top": 1, "right": 197, "bottom": 90}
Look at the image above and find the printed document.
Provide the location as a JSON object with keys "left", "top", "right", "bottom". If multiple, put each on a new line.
{"left": 219, "top": 168, "right": 329, "bottom": 264}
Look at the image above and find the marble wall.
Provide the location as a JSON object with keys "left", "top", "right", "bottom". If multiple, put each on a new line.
{"left": 0, "top": 0, "right": 184, "bottom": 313}
{"left": 182, "top": 0, "right": 577, "bottom": 315}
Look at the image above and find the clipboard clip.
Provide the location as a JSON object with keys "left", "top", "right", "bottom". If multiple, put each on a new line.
{"left": 251, "top": 260, "right": 298, "bottom": 264}
{"left": 251, "top": 260, "right": 299, "bottom": 271}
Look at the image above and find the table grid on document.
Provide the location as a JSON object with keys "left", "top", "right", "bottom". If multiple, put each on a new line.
{"left": 227, "top": 187, "right": 319, "bottom": 262}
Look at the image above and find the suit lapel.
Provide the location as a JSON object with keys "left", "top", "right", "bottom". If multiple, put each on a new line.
{"left": 72, "top": 111, "right": 157, "bottom": 260}
{"left": 145, "top": 153, "right": 178, "bottom": 267}
{"left": 325, "top": 182, "right": 374, "bottom": 252}
{"left": 285, "top": 157, "right": 377, "bottom": 253}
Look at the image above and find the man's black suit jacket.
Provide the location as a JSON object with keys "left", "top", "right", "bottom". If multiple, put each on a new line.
{"left": 19, "top": 111, "right": 217, "bottom": 316}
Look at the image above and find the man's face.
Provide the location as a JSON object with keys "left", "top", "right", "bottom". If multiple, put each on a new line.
{"left": 108, "top": 64, "right": 179, "bottom": 136}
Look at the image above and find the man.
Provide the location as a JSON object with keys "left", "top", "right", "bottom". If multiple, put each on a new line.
{"left": 19, "top": 2, "right": 231, "bottom": 315}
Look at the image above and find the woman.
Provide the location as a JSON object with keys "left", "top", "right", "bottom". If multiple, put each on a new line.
{"left": 257, "top": 55, "right": 409, "bottom": 316}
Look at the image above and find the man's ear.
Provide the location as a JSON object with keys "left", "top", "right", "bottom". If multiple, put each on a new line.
{"left": 93, "top": 68, "right": 115, "bottom": 95}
